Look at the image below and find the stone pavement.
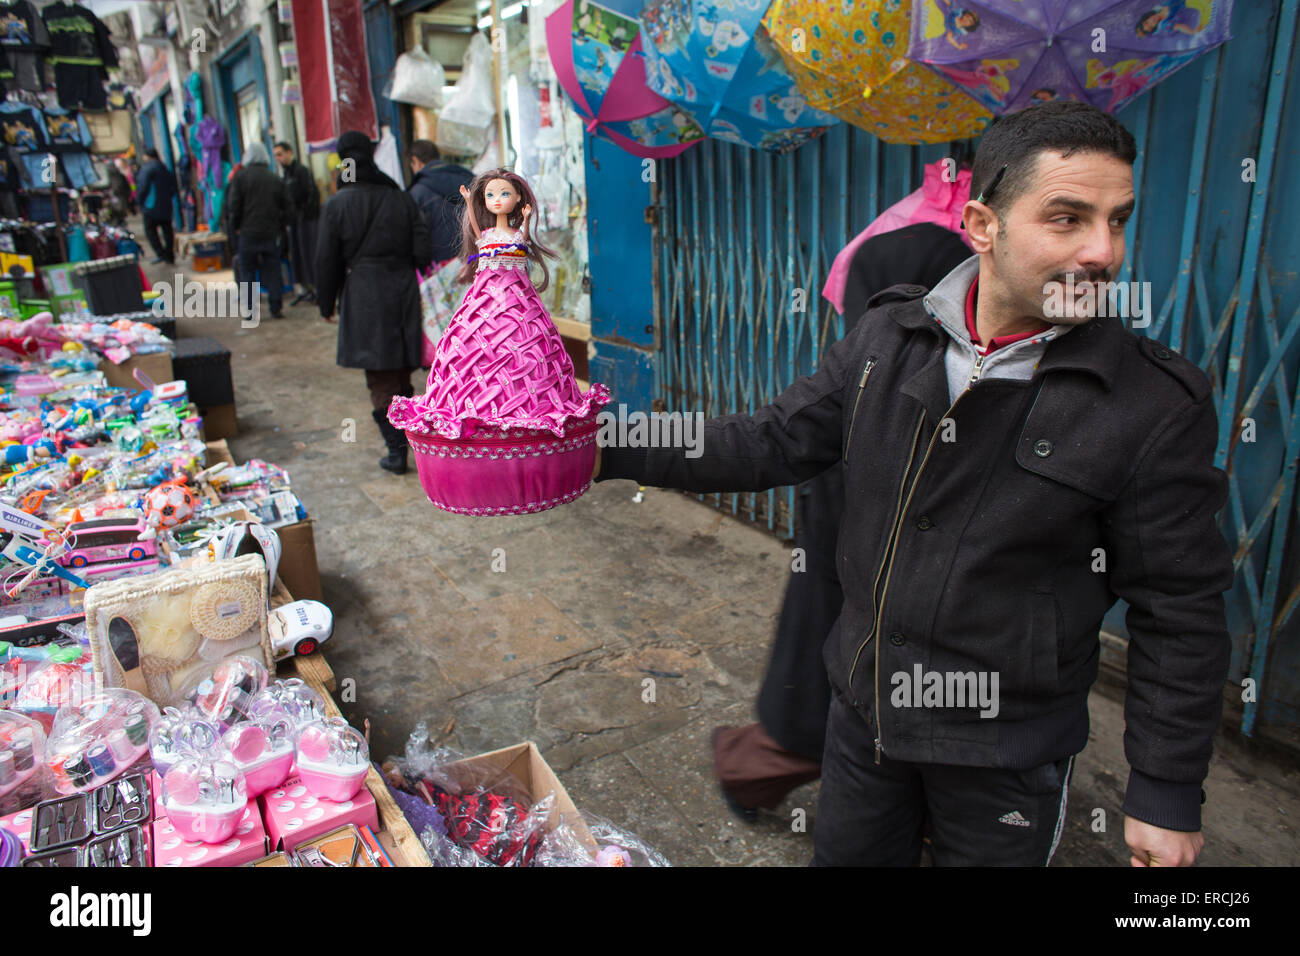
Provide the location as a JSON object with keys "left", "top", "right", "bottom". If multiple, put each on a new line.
{"left": 144, "top": 253, "right": 1300, "bottom": 867}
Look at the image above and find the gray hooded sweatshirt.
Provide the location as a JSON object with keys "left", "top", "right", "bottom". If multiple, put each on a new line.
{"left": 923, "top": 255, "right": 1073, "bottom": 404}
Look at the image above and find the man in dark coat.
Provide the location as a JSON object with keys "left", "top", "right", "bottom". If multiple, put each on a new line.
{"left": 712, "top": 223, "right": 974, "bottom": 818}
{"left": 225, "top": 142, "right": 288, "bottom": 318}
{"left": 595, "top": 102, "right": 1233, "bottom": 867}
{"left": 274, "top": 140, "right": 321, "bottom": 305}
{"left": 406, "top": 140, "right": 473, "bottom": 264}
{"left": 135, "top": 148, "right": 176, "bottom": 264}
{"left": 316, "top": 130, "right": 434, "bottom": 475}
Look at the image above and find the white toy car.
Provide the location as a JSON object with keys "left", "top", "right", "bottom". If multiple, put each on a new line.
{"left": 269, "top": 599, "right": 333, "bottom": 661}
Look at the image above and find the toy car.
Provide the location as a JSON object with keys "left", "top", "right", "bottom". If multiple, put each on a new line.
{"left": 269, "top": 600, "right": 333, "bottom": 661}
{"left": 60, "top": 516, "right": 156, "bottom": 569}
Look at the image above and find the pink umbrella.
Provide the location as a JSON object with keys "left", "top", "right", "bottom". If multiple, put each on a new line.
{"left": 545, "top": 0, "right": 702, "bottom": 159}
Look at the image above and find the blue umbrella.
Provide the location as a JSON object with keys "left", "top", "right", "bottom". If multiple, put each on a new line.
{"left": 638, "top": 0, "right": 838, "bottom": 152}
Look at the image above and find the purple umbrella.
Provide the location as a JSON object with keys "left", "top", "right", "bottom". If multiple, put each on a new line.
{"left": 907, "top": 0, "right": 1234, "bottom": 114}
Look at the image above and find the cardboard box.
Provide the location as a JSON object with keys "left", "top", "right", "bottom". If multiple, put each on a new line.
{"left": 276, "top": 519, "right": 321, "bottom": 602}
{"left": 153, "top": 802, "right": 268, "bottom": 867}
{"left": 201, "top": 402, "right": 238, "bottom": 441}
{"left": 445, "top": 742, "right": 593, "bottom": 847}
{"left": 259, "top": 776, "right": 379, "bottom": 852}
{"left": 97, "top": 351, "right": 173, "bottom": 392}
{"left": 0, "top": 806, "right": 34, "bottom": 854}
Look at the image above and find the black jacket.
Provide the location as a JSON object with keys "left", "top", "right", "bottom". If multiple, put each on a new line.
{"left": 225, "top": 162, "right": 289, "bottom": 243}
{"left": 315, "top": 182, "right": 434, "bottom": 369}
{"left": 760, "top": 224, "right": 973, "bottom": 759}
{"left": 282, "top": 159, "right": 319, "bottom": 221}
{"left": 135, "top": 158, "right": 176, "bottom": 220}
{"left": 409, "top": 161, "right": 473, "bottom": 262}
{"left": 598, "top": 275, "right": 1233, "bottom": 832}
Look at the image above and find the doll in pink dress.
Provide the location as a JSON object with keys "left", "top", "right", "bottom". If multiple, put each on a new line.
{"left": 388, "top": 169, "right": 611, "bottom": 515}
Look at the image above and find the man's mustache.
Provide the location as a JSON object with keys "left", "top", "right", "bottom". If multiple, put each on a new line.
{"left": 1050, "top": 269, "right": 1113, "bottom": 285}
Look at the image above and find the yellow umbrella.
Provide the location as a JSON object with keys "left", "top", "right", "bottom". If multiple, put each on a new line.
{"left": 762, "top": 0, "right": 992, "bottom": 144}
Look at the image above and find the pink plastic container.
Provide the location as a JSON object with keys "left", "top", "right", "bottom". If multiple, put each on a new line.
{"left": 295, "top": 763, "right": 368, "bottom": 803}
{"left": 164, "top": 803, "right": 247, "bottom": 844}
{"left": 406, "top": 414, "right": 600, "bottom": 516}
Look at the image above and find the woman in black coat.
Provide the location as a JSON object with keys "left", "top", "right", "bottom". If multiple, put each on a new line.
{"left": 316, "top": 130, "right": 434, "bottom": 474}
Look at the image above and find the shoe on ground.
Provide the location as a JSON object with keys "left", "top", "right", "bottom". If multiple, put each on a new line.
{"left": 379, "top": 451, "right": 407, "bottom": 474}
{"left": 149, "top": 256, "right": 163, "bottom": 264}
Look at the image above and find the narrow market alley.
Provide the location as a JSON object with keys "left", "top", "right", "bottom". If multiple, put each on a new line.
{"left": 145, "top": 252, "right": 1300, "bottom": 868}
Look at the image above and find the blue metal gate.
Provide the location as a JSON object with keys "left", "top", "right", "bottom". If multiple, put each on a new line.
{"left": 652, "top": 0, "right": 1300, "bottom": 739}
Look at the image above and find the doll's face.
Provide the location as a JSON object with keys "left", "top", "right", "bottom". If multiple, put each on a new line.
{"left": 484, "top": 178, "right": 519, "bottom": 216}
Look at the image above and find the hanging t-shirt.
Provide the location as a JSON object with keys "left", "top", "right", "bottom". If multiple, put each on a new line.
{"left": 0, "top": 0, "right": 49, "bottom": 92}
{"left": 42, "top": 2, "right": 117, "bottom": 109}
{"left": 41, "top": 105, "right": 91, "bottom": 147}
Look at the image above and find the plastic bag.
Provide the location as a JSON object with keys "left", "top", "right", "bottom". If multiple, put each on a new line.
{"left": 0, "top": 709, "right": 48, "bottom": 813}
{"left": 436, "top": 33, "right": 495, "bottom": 158}
{"left": 534, "top": 812, "right": 672, "bottom": 867}
{"left": 386, "top": 720, "right": 554, "bottom": 867}
{"left": 389, "top": 46, "right": 445, "bottom": 109}
{"left": 45, "top": 688, "right": 160, "bottom": 794}
{"left": 417, "top": 266, "right": 453, "bottom": 364}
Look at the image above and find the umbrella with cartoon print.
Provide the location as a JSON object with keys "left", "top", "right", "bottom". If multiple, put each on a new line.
{"left": 762, "top": 0, "right": 993, "bottom": 145}
{"left": 905, "top": 0, "right": 1234, "bottom": 115}
{"left": 545, "top": 0, "right": 705, "bottom": 159}
{"left": 637, "top": 0, "right": 838, "bottom": 153}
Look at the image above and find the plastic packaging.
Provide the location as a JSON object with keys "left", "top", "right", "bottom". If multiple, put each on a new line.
{"left": 255, "top": 678, "right": 327, "bottom": 727}
{"left": 180, "top": 654, "right": 269, "bottom": 729}
{"left": 294, "top": 716, "right": 368, "bottom": 802}
{"left": 0, "top": 710, "right": 48, "bottom": 813}
{"left": 388, "top": 46, "right": 445, "bottom": 109}
{"left": 222, "top": 699, "right": 294, "bottom": 797}
{"left": 45, "top": 689, "right": 160, "bottom": 794}
{"left": 437, "top": 33, "right": 496, "bottom": 157}
{"left": 148, "top": 707, "right": 221, "bottom": 776}
{"left": 158, "top": 754, "right": 248, "bottom": 843}
{"left": 534, "top": 812, "right": 672, "bottom": 867}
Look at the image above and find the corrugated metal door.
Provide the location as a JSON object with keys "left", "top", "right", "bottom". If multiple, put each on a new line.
{"left": 652, "top": 0, "right": 1300, "bottom": 739}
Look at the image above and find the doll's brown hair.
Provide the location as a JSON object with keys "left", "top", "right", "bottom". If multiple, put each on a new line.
{"left": 457, "top": 168, "right": 558, "bottom": 292}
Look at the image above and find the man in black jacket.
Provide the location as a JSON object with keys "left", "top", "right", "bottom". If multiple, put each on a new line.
{"left": 226, "top": 142, "right": 288, "bottom": 319}
{"left": 407, "top": 140, "right": 473, "bottom": 264}
{"left": 714, "top": 224, "right": 974, "bottom": 819}
{"left": 596, "top": 102, "right": 1233, "bottom": 866}
{"left": 274, "top": 141, "right": 320, "bottom": 305}
{"left": 135, "top": 148, "right": 176, "bottom": 265}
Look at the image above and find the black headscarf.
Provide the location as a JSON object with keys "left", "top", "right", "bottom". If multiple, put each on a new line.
{"left": 335, "top": 130, "right": 401, "bottom": 190}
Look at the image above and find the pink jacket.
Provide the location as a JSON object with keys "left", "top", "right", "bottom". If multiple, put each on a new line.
{"left": 822, "top": 160, "right": 975, "bottom": 315}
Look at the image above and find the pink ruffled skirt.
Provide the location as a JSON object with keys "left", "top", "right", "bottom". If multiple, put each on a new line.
{"left": 388, "top": 264, "right": 611, "bottom": 515}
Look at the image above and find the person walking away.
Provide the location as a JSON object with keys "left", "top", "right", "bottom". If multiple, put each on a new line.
{"left": 135, "top": 148, "right": 176, "bottom": 264}
{"left": 406, "top": 140, "right": 473, "bottom": 265}
{"left": 316, "top": 130, "right": 434, "bottom": 474}
{"left": 712, "top": 223, "right": 974, "bottom": 820}
{"left": 273, "top": 141, "right": 321, "bottom": 304}
{"left": 225, "top": 142, "right": 288, "bottom": 319}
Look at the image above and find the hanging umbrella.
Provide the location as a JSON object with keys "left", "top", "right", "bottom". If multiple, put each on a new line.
{"left": 762, "top": 0, "right": 993, "bottom": 145}
{"left": 637, "top": 0, "right": 838, "bottom": 153}
{"left": 906, "top": 0, "right": 1233, "bottom": 115}
{"left": 546, "top": 0, "right": 704, "bottom": 158}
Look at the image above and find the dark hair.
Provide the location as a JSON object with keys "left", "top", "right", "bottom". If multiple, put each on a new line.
{"left": 408, "top": 140, "right": 439, "bottom": 165}
{"left": 456, "top": 168, "right": 558, "bottom": 292}
{"left": 1136, "top": 9, "right": 1165, "bottom": 36}
{"left": 970, "top": 101, "right": 1137, "bottom": 217}
{"left": 274, "top": 141, "right": 293, "bottom": 153}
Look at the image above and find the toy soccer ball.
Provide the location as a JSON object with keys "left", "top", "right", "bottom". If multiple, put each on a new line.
{"left": 144, "top": 481, "right": 196, "bottom": 532}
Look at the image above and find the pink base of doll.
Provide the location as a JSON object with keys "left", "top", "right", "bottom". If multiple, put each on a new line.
{"left": 406, "top": 416, "right": 600, "bottom": 516}
{"left": 163, "top": 802, "right": 245, "bottom": 844}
